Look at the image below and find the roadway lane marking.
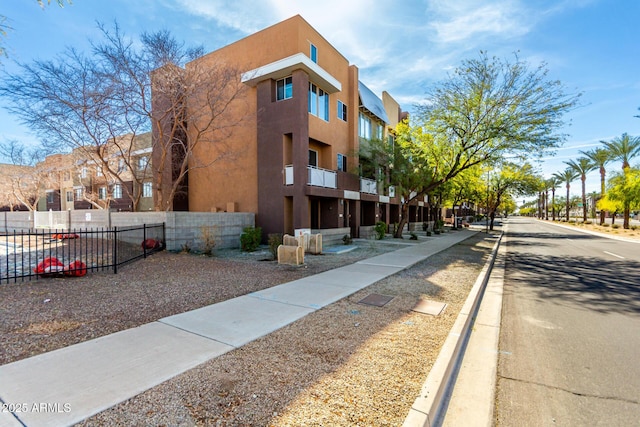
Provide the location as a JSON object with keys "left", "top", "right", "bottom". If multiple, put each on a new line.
{"left": 604, "top": 251, "right": 625, "bottom": 259}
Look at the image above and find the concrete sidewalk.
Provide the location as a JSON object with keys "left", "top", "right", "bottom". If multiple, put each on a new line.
{"left": 0, "top": 229, "right": 476, "bottom": 427}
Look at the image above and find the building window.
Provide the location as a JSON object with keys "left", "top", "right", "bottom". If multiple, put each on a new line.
{"left": 138, "top": 156, "right": 149, "bottom": 170}
{"left": 308, "top": 83, "right": 329, "bottom": 121}
{"left": 64, "top": 171, "right": 71, "bottom": 181}
{"left": 359, "top": 113, "right": 371, "bottom": 139}
{"left": 337, "top": 100, "right": 348, "bottom": 121}
{"left": 46, "top": 192, "right": 54, "bottom": 203}
{"left": 337, "top": 153, "right": 347, "bottom": 172}
{"left": 113, "top": 184, "right": 122, "bottom": 199}
{"left": 98, "top": 187, "right": 107, "bottom": 200}
{"left": 374, "top": 123, "right": 383, "bottom": 140}
{"left": 308, "top": 150, "right": 318, "bottom": 167}
{"left": 75, "top": 188, "right": 83, "bottom": 201}
{"left": 118, "top": 159, "right": 127, "bottom": 173}
{"left": 66, "top": 191, "right": 73, "bottom": 202}
{"left": 143, "top": 182, "right": 152, "bottom": 198}
{"left": 310, "top": 43, "right": 317, "bottom": 63}
{"left": 81, "top": 167, "right": 88, "bottom": 178}
{"left": 276, "top": 76, "right": 293, "bottom": 101}
{"left": 96, "top": 167, "right": 103, "bottom": 177}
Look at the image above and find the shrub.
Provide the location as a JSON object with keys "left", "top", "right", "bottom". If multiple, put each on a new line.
{"left": 410, "top": 232, "right": 418, "bottom": 240}
{"left": 435, "top": 219, "right": 445, "bottom": 230}
{"left": 426, "top": 231, "right": 432, "bottom": 236}
{"left": 342, "top": 234, "right": 352, "bottom": 245}
{"left": 240, "top": 226, "right": 262, "bottom": 252}
{"left": 612, "top": 224, "right": 620, "bottom": 229}
{"left": 422, "top": 222, "right": 428, "bottom": 232}
{"left": 374, "top": 221, "right": 387, "bottom": 240}
{"left": 631, "top": 225, "right": 638, "bottom": 231}
{"left": 200, "top": 226, "right": 216, "bottom": 256}
{"left": 584, "top": 220, "right": 592, "bottom": 225}
{"left": 602, "top": 223, "right": 610, "bottom": 227}
{"left": 267, "top": 233, "right": 283, "bottom": 260}
{"left": 181, "top": 242, "right": 191, "bottom": 253}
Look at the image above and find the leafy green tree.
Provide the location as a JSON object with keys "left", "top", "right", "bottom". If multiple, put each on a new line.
{"left": 482, "top": 163, "right": 540, "bottom": 230}
{"left": 605, "top": 168, "right": 640, "bottom": 223}
{"left": 564, "top": 157, "right": 595, "bottom": 222}
{"left": 581, "top": 147, "right": 610, "bottom": 224}
{"left": 553, "top": 168, "right": 579, "bottom": 221}
{"left": 373, "top": 52, "right": 579, "bottom": 237}
{"left": 603, "top": 133, "right": 640, "bottom": 228}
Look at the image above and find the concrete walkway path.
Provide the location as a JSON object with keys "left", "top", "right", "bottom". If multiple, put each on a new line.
{"left": 0, "top": 230, "right": 475, "bottom": 427}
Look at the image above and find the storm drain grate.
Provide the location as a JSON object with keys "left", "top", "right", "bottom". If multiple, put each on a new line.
{"left": 412, "top": 299, "right": 447, "bottom": 316}
{"left": 358, "top": 294, "right": 395, "bottom": 307}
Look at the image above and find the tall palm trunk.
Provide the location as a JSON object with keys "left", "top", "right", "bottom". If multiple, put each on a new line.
{"left": 551, "top": 188, "right": 556, "bottom": 221}
{"left": 581, "top": 175, "right": 587, "bottom": 222}
{"left": 565, "top": 183, "right": 570, "bottom": 221}
{"left": 599, "top": 166, "right": 606, "bottom": 225}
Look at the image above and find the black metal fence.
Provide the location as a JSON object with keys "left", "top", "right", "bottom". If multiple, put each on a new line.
{"left": 0, "top": 223, "right": 165, "bottom": 284}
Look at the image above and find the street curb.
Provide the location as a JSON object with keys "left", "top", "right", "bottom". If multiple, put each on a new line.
{"left": 402, "top": 231, "right": 504, "bottom": 427}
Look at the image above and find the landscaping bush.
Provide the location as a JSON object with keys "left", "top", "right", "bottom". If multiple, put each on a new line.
{"left": 268, "top": 233, "right": 283, "bottom": 260}
{"left": 410, "top": 232, "right": 418, "bottom": 240}
{"left": 200, "top": 226, "right": 216, "bottom": 256}
{"left": 374, "top": 221, "right": 387, "bottom": 240}
{"left": 612, "top": 224, "right": 620, "bottom": 229}
{"left": 240, "top": 226, "right": 262, "bottom": 252}
{"left": 342, "top": 234, "right": 352, "bottom": 245}
{"left": 602, "top": 223, "right": 610, "bottom": 227}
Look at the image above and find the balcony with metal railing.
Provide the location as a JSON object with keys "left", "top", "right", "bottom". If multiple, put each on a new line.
{"left": 284, "top": 165, "right": 337, "bottom": 189}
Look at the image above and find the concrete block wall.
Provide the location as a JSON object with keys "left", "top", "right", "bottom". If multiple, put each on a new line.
{"left": 312, "top": 227, "right": 351, "bottom": 246}
{"left": 1, "top": 210, "right": 254, "bottom": 251}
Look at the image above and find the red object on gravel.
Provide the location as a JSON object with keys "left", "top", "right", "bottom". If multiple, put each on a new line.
{"left": 33, "top": 257, "right": 65, "bottom": 276}
{"left": 65, "top": 260, "right": 87, "bottom": 277}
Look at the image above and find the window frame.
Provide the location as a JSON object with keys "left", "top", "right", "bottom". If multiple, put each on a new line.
{"left": 113, "top": 184, "right": 122, "bottom": 199}
{"left": 337, "top": 100, "right": 348, "bottom": 121}
{"left": 142, "top": 182, "right": 152, "bottom": 198}
{"left": 308, "top": 149, "right": 318, "bottom": 167}
{"left": 337, "top": 153, "right": 347, "bottom": 172}
{"left": 310, "top": 43, "right": 318, "bottom": 63}
{"left": 276, "top": 76, "right": 293, "bottom": 101}
{"left": 98, "top": 186, "right": 107, "bottom": 200}
{"left": 308, "top": 82, "right": 329, "bottom": 121}
{"left": 359, "top": 113, "right": 371, "bottom": 139}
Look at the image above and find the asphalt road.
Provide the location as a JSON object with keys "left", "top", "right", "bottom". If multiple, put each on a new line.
{"left": 495, "top": 217, "right": 640, "bottom": 426}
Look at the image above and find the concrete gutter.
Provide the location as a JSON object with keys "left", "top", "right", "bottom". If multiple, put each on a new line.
{"left": 403, "top": 231, "right": 504, "bottom": 427}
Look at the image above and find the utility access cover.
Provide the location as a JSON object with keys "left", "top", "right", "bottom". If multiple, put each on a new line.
{"left": 412, "top": 299, "right": 447, "bottom": 316}
{"left": 358, "top": 294, "right": 394, "bottom": 307}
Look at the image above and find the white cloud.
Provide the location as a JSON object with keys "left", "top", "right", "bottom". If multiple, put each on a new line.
{"left": 426, "top": 0, "right": 532, "bottom": 44}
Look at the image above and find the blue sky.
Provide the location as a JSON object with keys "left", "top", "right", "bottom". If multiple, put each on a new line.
{"left": 1, "top": 0, "right": 639, "bottom": 196}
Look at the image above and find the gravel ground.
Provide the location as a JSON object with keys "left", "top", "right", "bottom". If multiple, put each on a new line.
{"left": 1, "top": 229, "right": 498, "bottom": 426}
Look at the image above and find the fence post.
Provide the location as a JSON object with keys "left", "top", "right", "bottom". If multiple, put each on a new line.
{"left": 143, "top": 224, "right": 147, "bottom": 258}
{"left": 113, "top": 226, "right": 118, "bottom": 274}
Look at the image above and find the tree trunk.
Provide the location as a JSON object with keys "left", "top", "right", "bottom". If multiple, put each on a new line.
{"left": 624, "top": 203, "right": 631, "bottom": 229}
{"left": 599, "top": 168, "right": 606, "bottom": 225}
{"left": 394, "top": 203, "right": 409, "bottom": 238}
{"left": 581, "top": 176, "right": 587, "bottom": 222}
{"left": 489, "top": 210, "right": 496, "bottom": 231}
{"left": 565, "top": 184, "right": 570, "bottom": 221}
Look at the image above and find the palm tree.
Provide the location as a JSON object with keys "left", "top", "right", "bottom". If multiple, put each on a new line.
{"left": 553, "top": 168, "right": 579, "bottom": 221}
{"left": 546, "top": 176, "right": 561, "bottom": 221}
{"left": 581, "top": 147, "right": 610, "bottom": 225}
{"left": 603, "top": 133, "right": 640, "bottom": 228}
{"left": 564, "top": 157, "right": 595, "bottom": 222}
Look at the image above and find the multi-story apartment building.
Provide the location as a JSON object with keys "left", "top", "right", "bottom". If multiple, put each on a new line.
{"left": 0, "top": 132, "right": 154, "bottom": 212}
{"left": 154, "top": 15, "right": 423, "bottom": 238}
